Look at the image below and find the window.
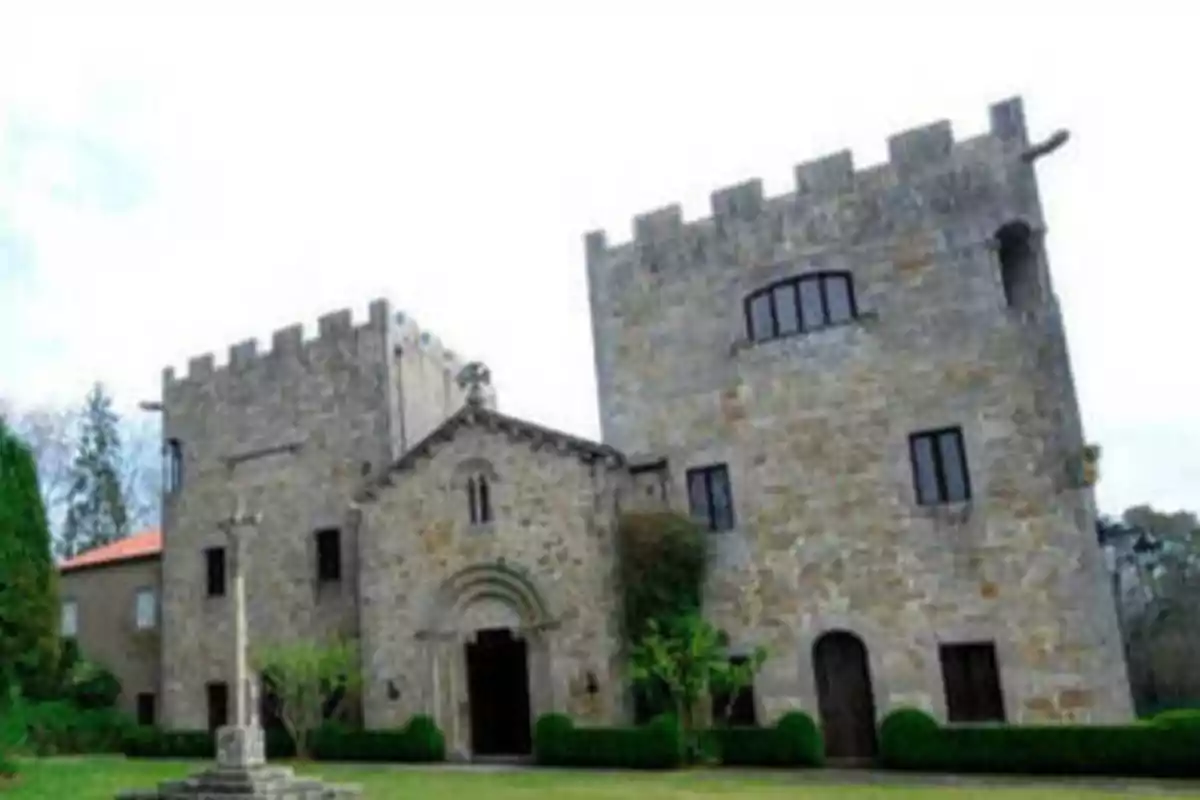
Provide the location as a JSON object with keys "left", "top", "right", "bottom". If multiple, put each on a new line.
{"left": 940, "top": 642, "right": 1006, "bottom": 722}
{"left": 745, "top": 271, "right": 857, "bottom": 342}
{"left": 206, "top": 682, "right": 229, "bottom": 732}
{"left": 711, "top": 656, "right": 758, "bottom": 726}
{"left": 467, "top": 474, "right": 493, "bottom": 524}
{"left": 996, "top": 221, "right": 1038, "bottom": 310}
{"left": 316, "top": 528, "right": 342, "bottom": 583}
{"left": 909, "top": 427, "right": 971, "bottom": 505}
{"left": 135, "top": 588, "right": 157, "bottom": 630}
{"left": 164, "top": 438, "right": 183, "bottom": 494}
{"left": 205, "top": 547, "right": 227, "bottom": 597}
{"left": 687, "top": 464, "right": 735, "bottom": 532}
{"left": 61, "top": 599, "right": 78, "bottom": 638}
{"left": 136, "top": 692, "right": 156, "bottom": 726}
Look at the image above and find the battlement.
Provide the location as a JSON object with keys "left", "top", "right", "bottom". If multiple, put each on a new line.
{"left": 586, "top": 97, "right": 1030, "bottom": 260}
{"left": 163, "top": 298, "right": 470, "bottom": 388}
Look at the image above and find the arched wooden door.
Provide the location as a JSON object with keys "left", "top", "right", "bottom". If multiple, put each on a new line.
{"left": 812, "top": 630, "right": 878, "bottom": 760}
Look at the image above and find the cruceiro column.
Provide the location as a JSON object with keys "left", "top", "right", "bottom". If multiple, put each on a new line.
{"left": 214, "top": 495, "right": 266, "bottom": 768}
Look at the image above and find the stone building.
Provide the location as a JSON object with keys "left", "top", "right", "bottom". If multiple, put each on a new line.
{"left": 58, "top": 530, "right": 163, "bottom": 724}
{"left": 146, "top": 96, "right": 1131, "bottom": 760}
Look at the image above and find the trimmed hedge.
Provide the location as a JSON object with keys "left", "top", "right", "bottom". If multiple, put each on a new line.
{"left": 879, "top": 708, "right": 1200, "bottom": 778}
{"left": 534, "top": 713, "right": 684, "bottom": 769}
{"left": 706, "top": 711, "right": 824, "bottom": 767}
{"left": 122, "top": 715, "right": 444, "bottom": 763}
{"left": 309, "top": 715, "right": 445, "bottom": 762}
{"left": 20, "top": 702, "right": 135, "bottom": 756}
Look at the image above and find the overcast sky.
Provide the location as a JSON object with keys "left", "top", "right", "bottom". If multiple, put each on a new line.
{"left": 0, "top": 2, "right": 1195, "bottom": 516}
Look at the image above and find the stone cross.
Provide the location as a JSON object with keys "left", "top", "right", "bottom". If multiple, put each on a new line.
{"left": 456, "top": 361, "right": 491, "bottom": 406}
{"left": 216, "top": 496, "right": 263, "bottom": 730}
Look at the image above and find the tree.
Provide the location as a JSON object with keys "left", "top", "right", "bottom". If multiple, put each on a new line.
{"left": 61, "top": 383, "right": 129, "bottom": 559}
{"left": 254, "top": 638, "right": 362, "bottom": 760}
{"left": 630, "top": 614, "right": 766, "bottom": 739}
{"left": 0, "top": 417, "right": 61, "bottom": 701}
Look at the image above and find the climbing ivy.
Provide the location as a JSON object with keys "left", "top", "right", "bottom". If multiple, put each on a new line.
{"left": 616, "top": 511, "right": 708, "bottom": 644}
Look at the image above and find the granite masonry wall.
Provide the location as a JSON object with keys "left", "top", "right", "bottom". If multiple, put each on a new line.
{"left": 584, "top": 97, "right": 1133, "bottom": 724}
{"left": 356, "top": 421, "right": 626, "bottom": 758}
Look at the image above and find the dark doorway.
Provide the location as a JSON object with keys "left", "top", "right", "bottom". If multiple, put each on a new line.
{"left": 813, "top": 631, "right": 878, "bottom": 761}
{"left": 465, "top": 628, "right": 532, "bottom": 757}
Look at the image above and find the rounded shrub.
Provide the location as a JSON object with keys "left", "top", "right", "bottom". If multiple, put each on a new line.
{"left": 533, "top": 713, "right": 574, "bottom": 765}
{"left": 878, "top": 708, "right": 940, "bottom": 769}
{"left": 404, "top": 714, "right": 445, "bottom": 761}
{"left": 776, "top": 710, "right": 824, "bottom": 766}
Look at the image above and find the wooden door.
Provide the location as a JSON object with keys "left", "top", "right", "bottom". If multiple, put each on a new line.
{"left": 813, "top": 631, "right": 878, "bottom": 760}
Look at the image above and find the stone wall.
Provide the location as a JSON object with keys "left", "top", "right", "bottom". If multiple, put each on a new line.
{"left": 357, "top": 420, "right": 625, "bottom": 757}
{"left": 59, "top": 557, "right": 162, "bottom": 720}
{"left": 585, "top": 97, "right": 1133, "bottom": 724}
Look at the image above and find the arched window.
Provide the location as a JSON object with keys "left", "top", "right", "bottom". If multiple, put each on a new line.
{"left": 744, "top": 271, "right": 857, "bottom": 343}
{"left": 467, "top": 474, "right": 493, "bottom": 525}
{"left": 164, "top": 438, "right": 183, "bottom": 495}
{"left": 996, "top": 221, "right": 1039, "bottom": 310}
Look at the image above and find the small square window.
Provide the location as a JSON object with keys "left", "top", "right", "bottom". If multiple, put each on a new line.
{"left": 205, "top": 547, "right": 227, "bottom": 597}
{"left": 316, "top": 528, "right": 342, "bottom": 583}
{"left": 687, "top": 464, "right": 735, "bottom": 532}
{"left": 909, "top": 427, "right": 971, "bottom": 505}
{"left": 136, "top": 692, "right": 156, "bottom": 726}
{"left": 61, "top": 599, "right": 78, "bottom": 638}
{"left": 135, "top": 588, "right": 157, "bottom": 630}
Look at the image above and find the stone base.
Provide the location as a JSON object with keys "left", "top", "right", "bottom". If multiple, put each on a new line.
{"left": 115, "top": 763, "right": 361, "bottom": 800}
{"left": 217, "top": 724, "right": 266, "bottom": 769}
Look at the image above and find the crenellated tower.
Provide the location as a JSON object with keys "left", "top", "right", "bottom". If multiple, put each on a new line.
{"left": 585, "top": 97, "right": 1133, "bottom": 726}
{"left": 159, "top": 298, "right": 488, "bottom": 729}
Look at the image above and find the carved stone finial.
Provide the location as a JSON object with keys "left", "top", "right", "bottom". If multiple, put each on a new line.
{"left": 456, "top": 361, "right": 492, "bottom": 407}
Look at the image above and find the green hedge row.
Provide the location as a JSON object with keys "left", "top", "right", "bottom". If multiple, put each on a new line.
{"left": 704, "top": 712, "right": 824, "bottom": 767}
{"left": 534, "top": 713, "right": 685, "bottom": 769}
{"left": 879, "top": 708, "right": 1200, "bottom": 778}
{"left": 533, "top": 711, "right": 824, "bottom": 769}
{"left": 121, "top": 715, "right": 444, "bottom": 763}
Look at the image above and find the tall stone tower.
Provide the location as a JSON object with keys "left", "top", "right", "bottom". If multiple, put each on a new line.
{"left": 585, "top": 98, "right": 1132, "bottom": 731}
{"left": 159, "top": 299, "right": 485, "bottom": 729}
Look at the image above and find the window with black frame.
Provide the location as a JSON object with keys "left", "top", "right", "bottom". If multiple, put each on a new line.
{"left": 745, "top": 271, "right": 857, "bottom": 343}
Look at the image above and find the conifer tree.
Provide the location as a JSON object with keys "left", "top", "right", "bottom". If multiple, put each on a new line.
{"left": 60, "top": 383, "right": 129, "bottom": 559}
{"left": 0, "top": 416, "right": 60, "bottom": 699}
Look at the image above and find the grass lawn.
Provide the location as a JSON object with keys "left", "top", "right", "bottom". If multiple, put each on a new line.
{"left": 4, "top": 758, "right": 1200, "bottom": 800}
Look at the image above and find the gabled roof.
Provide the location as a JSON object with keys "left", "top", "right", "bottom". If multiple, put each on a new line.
{"left": 59, "top": 529, "right": 162, "bottom": 572}
{"left": 358, "top": 402, "right": 624, "bottom": 501}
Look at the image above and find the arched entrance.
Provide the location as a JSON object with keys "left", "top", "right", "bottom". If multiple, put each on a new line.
{"left": 419, "top": 562, "right": 555, "bottom": 760}
{"left": 812, "top": 630, "right": 878, "bottom": 760}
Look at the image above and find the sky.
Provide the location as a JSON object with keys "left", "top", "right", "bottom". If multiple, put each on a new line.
{"left": 0, "top": 1, "right": 1196, "bottom": 516}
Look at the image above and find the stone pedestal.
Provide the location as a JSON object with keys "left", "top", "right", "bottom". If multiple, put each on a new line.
{"left": 115, "top": 726, "right": 361, "bottom": 800}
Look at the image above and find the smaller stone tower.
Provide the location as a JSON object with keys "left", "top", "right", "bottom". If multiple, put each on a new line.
{"left": 159, "top": 298, "right": 482, "bottom": 729}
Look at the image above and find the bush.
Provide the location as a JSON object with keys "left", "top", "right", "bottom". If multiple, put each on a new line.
{"left": 707, "top": 711, "right": 824, "bottom": 767}
{"left": 121, "top": 727, "right": 214, "bottom": 759}
{"left": 1153, "top": 709, "right": 1200, "bottom": 730}
{"left": 21, "top": 702, "right": 134, "bottom": 755}
{"left": 878, "top": 708, "right": 1200, "bottom": 777}
{"left": 309, "top": 715, "right": 445, "bottom": 763}
{"left": 534, "top": 713, "right": 684, "bottom": 769}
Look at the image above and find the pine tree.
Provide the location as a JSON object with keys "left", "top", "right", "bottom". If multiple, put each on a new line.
{"left": 0, "top": 416, "right": 60, "bottom": 699}
{"left": 60, "top": 383, "right": 129, "bottom": 559}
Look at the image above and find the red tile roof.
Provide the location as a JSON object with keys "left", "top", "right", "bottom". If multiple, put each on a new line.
{"left": 59, "top": 529, "right": 162, "bottom": 571}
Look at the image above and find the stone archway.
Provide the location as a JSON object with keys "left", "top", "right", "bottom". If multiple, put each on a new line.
{"left": 417, "top": 562, "right": 557, "bottom": 760}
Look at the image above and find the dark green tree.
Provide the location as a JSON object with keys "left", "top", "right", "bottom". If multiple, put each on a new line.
{"left": 60, "top": 383, "right": 129, "bottom": 559}
{"left": 0, "top": 416, "right": 61, "bottom": 700}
